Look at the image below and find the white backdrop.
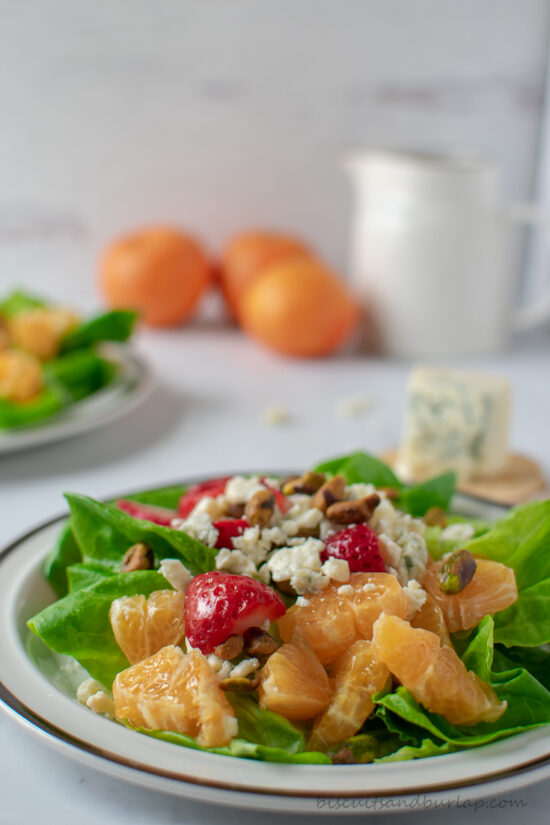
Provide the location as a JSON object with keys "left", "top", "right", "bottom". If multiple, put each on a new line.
{"left": 1, "top": 0, "right": 549, "bottom": 308}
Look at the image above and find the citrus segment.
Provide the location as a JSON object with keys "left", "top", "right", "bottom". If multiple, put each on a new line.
{"left": 410, "top": 593, "right": 452, "bottom": 646}
{"left": 308, "top": 640, "right": 389, "bottom": 750}
{"left": 113, "top": 645, "right": 237, "bottom": 747}
{"left": 258, "top": 634, "right": 332, "bottom": 720}
{"left": 278, "top": 572, "right": 408, "bottom": 664}
{"left": 422, "top": 558, "right": 518, "bottom": 633}
{"left": 110, "top": 589, "right": 186, "bottom": 664}
{"left": 372, "top": 613, "right": 506, "bottom": 726}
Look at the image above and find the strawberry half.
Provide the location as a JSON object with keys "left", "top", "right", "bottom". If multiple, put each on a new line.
{"left": 178, "top": 477, "right": 231, "bottom": 518}
{"left": 213, "top": 519, "right": 248, "bottom": 549}
{"left": 116, "top": 499, "right": 176, "bottom": 526}
{"left": 185, "top": 571, "right": 286, "bottom": 654}
{"left": 321, "top": 524, "right": 386, "bottom": 573}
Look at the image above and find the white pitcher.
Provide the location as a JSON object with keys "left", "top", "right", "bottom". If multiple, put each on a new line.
{"left": 342, "top": 150, "right": 550, "bottom": 356}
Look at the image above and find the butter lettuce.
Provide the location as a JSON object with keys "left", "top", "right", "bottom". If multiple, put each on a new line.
{"left": 28, "top": 570, "right": 170, "bottom": 687}
{"left": 60, "top": 310, "right": 137, "bottom": 352}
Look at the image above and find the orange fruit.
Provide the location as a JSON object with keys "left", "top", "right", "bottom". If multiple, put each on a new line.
{"left": 258, "top": 633, "right": 332, "bottom": 720}
{"left": 308, "top": 640, "right": 390, "bottom": 750}
{"left": 239, "top": 258, "right": 360, "bottom": 357}
{"left": 372, "top": 613, "right": 506, "bottom": 726}
{"left": 110, "top": 589, "right": 186, "bottom": 664}
{"left": 422, "top": 559, "right": 518, "bottom": 633}
{"left": 0, "top": 349, "right": 43, "bottom": 402}
{"left": 100, "top": 226, "right": 211, "bottom": 327}
{"left": 410, "top": 593, "right": 452, "bottom": 646}
{"left": 278, "top": 572, "right": 408, "bottom": 665}
{"left": 113, "top": 645, "right": 237, "bottom": 747}
{"left": 220, "top": 231, "right": 312, "bottom": 316}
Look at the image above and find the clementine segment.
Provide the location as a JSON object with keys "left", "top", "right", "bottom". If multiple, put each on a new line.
{"left": 110, "top": 589, "right": 186, "bottom": 664}
{"left": 239, "top": 258, "right": 360, "bottom": 357}
{"left": 258, "top": 633, "right": 332, "bottom": 720}
{"left": 113, "top": 645, "right": 237, "bottom": 747}
{"left": 422, "top": 559, "right": 518, "bottom": 633}
{"left": 308, "top": 640, "right": 390, "bottom": 750}
{"left": 277, "top": 572, "right": 408, "bottom": 665}
{"left": 372, "top": 613, "right": 506, "bottom": 726}
{"left": 220, "top": 231, "right": 311, "bottom": 316}
{"left": 100, "top": 226, "right": 211, "bottom": 327}
{"left": 410, "top": 592, "right": 452, "bottom": 646}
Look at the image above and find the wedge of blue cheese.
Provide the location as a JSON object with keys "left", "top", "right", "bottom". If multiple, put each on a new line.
{"left": 396, "top": 367, "right": 511, "bottom": 481}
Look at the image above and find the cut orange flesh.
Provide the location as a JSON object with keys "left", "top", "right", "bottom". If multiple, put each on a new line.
{"left": 258, "top": 634, "right": 332, "bottom": 720}
{"left": 113, "top": 645, "right": 237, "bottom": 747}
{"left": 410, "top": 592, "right": 452, "bottom": 646}
{"left": 308, "top": 640, "right": 390, "bottom": 750}
{"left": 372, "top": 613, "right": 506, "bottom": 726}
{"left": 277, "top": 572, "right": 408, "bottom": 664}
{"left": 110, "top": 589, "right": 186, "bottom": 664}
{"left": 422, "top": 559, "right": 518, "bottom": 633}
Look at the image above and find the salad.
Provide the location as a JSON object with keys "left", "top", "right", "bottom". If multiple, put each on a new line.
{"left": 29, "top": 452, "right": 550, "bottom": 765}
{"left": 0, "top": 291, "right": 136, "bottom": 429}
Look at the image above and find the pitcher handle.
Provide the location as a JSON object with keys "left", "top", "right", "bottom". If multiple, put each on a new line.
{"left": 506, "top": 202, "right": 550, "bottom": 331}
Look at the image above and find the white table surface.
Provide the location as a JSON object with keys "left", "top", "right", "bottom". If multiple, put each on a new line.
{"left": 0, "top": 322, "right": 549, "bottom": 824}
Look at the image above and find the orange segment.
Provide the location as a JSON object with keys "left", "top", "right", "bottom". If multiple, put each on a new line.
{"left": 113, "top": 645, "right": 237, "bottom": 747}
{"left": 258, "top": 634, "right": 332, "bottom": 720}
{"left": 110, "top": 589, "right": 186, "bottom": 664}
{"left": 410, "top": 593, "right": 452, "bottom": 646}
{"left": 372, "top": 613, "right": 506, "bottom": 726}
{"left": 308, "top": 640, "right": 390, "bottom": 750}
{"left": 278, "top": 572, "right": 408, "bottom": 664}
{"left": 422, "top": 559, "right": 518, "bottom": 633}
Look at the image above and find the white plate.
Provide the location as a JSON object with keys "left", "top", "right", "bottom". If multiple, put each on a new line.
{"left": 0, "top": 344, "right": 152, "bottom": 456}
{"left": 0, "top": 494, "right": 549, "bottom": 813}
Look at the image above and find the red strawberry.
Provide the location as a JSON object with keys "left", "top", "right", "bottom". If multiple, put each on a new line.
{"left": 321, "top": 524, "right": 386, "bottom": 573}
{"left": 178, "top": 476, "right": 231, "bottom": 518}
{"left": 116, "top": 499, "right": 176, "bottom": 526}
{"left": 185, "top": 571, "right": 286, "bottom": 654}
{"left": 213, "top": 519, "right": 248, "bottom": 550}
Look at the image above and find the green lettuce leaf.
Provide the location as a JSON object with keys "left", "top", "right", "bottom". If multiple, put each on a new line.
{"left": 45, "top": 349, "right": 116, "bottom": 402}
{"left": 67, "top": 561, "right": 119, "bottom": 592}
{"left": 42, "top": 522, "right": 82, "bottom": 597}
{"left": 0, "top": 385, "right": 67, "bottom": 429}
{"left": 28, "top": 570, "right": 169, "bottom": 686}
{"left": 0, "top": 290, "right": 47, "bottom": 317}
{"left": 65, "top": 492, "right": 216, "bottom": 573}
{"left": 228, "top": 694, "right": 306, "bottom": 753}
{"left": 135, "top": 727, "right": 331, "bottom": 763}
{"left": 375, "top": 738, "right": 457, "bottom": 762}
{"left": 493, "top": 645, "right": 550, "bottom": 691}
{"left": 61, "top": 310, "right": 137, "bottom": 352}
{"left": 465, "top": 501, "right": 550, "bottom": 646}
{"left": 124, "top": 484, "right": 187, "bottom": 510}
{"left": 397, "top": 472, "right": 456, "bottom": 517}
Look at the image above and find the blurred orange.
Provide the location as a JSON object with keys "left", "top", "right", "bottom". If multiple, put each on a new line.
{"left": 220, "top": 231, "right": 312, "bottom": 316}
{"left": 239, "top": 258, "right": 360, "bottom": 357}
{"left": 100, "top": 227, "right": 211, "bottom": 327}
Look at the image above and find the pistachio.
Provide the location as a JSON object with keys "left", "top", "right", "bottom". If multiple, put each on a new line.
{"left": 296, "top": 526, "right": 321, "bottom": 539}
{"left": 326, "top": 493, "right": 381, "bottom": 524}
{"left": 243, "top": 627, "right": 280, "bottom": 658}
{"left": 219, "top": 676, "right": 259, "bottom": 692}
{"left": 225, "top": 502, "right": 245, "bottom": 519}
{"left": 379, "top": 486, "right": 400, "bottom": 501}
{"left": 282, "top": 472, "right": 326, "bottom": 496}
{"left": 121, "top": 542, "right": 154, "bottom": 573}
{"left": 245, "top": 488, "right": 275, "bottom": 527}
{"left": 437, "top": 549, "right": 477, "bottom": 594}
{"left": 312, "top": 475, "right": 346, "bottom": 512}
{"left": 424, "top": 506, "right": 448, "bottom": 528}
{"left": 213, "top": 635, "right": 244, "bottom": 660}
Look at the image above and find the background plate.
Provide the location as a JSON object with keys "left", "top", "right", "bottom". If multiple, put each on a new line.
{"left": 0, "top": 345, "right": 152, "bottom": 456}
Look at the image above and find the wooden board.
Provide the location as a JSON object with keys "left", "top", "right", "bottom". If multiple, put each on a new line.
{"left": 381, "top": 449, "right": 548, "bottom": 507}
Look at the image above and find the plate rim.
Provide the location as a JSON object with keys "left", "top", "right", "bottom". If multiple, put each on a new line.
{"left": 1, "top": 485, "right": 549, "bottom": 807}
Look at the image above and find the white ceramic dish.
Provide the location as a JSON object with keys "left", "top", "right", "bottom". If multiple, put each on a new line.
{"left": 0, "top": 494, "right": 549, "bottom": 814}
{"left": 0, "top": 345, "right": 151, "bottom": 456}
